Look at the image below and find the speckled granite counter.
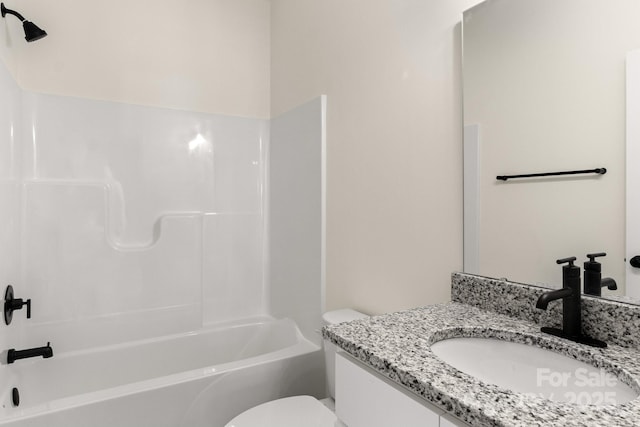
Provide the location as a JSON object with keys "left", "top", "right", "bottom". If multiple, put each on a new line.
{"left": 451, "top": 273, "right": 640, "bottom": 349}
{"left": 323, "top": 302, "right": 640, "bottom": 426}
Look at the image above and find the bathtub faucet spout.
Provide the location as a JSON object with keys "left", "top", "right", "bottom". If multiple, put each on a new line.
{"left": 7, "top": 342, "right": 53, "bottom": 364}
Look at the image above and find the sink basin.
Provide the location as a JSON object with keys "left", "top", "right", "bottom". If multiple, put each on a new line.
{"left": 430, "top": 337, "right": 638, "bottom": 405}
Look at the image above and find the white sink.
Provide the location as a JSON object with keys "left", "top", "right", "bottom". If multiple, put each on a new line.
{"left": 430, "top": 337, "right": 638, "bottom": 405}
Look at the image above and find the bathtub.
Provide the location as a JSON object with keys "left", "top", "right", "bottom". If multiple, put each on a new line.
{"left": 0, "top": 318, "right": 325, "bottom": 427}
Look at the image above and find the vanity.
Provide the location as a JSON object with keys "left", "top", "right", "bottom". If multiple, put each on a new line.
{"left": 335, "top": 350, "right": 466, "bottom": 427}
{"left": 323, "top": 273, "right": 640, "bottom": 426}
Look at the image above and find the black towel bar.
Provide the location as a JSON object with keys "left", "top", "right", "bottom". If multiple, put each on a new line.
{"left": 496, "top": 168, "right": 606, "bottom": 181}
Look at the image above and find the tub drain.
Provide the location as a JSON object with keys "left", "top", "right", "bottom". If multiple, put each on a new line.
{"left": 11, "top": 388, "right": 19, "bottom": 407}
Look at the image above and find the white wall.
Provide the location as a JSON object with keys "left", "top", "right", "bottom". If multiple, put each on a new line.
{"left": 464, "top": 0, "right": 640, "bottom": 290}
{"left": 271, "top": 0, "right": 483, "bottom": 314}
{"left": 1, "top": 0, "right": 270, "bottom": 118}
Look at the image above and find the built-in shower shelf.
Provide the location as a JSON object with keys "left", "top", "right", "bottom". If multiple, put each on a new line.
{"left": 24, "top": 180, "right": 206, "bottom": 249}
{"left": 22, "top": 181, "right": 203, "bottom": 327}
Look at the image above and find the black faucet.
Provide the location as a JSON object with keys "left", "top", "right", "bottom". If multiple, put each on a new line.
{"left": 536, "top": 257, "right": 606, "bottom": 348}
{"left": 7, "top": 342, "right": 53, "bottom": 364}
{"left": 583, "top": 252, "right": 617, "bottom": 296}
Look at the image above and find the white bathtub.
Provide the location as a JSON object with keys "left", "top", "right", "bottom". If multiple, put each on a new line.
{"left": 0, "top": 318, "right": 324, "bottom": 427}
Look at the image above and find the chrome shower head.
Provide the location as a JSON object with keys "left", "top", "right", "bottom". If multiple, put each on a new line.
{"left": 1, "top": 3, "right": 47, "bottom": 42}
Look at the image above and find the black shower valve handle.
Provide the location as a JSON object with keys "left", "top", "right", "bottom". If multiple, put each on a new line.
{"left": 7, "top": 298, "right": 31, "bottom": 317}
{"left": 4, "top": 285, "right": 31, "bottom": 325}
{"left": 8, "top": 298, "right": 28, "bottom": 311}
{"left": 6, "top": 298, "right": 30, "bottom": 319}
{"left": 12, "top": 298, "right": 31, "bottom": 319}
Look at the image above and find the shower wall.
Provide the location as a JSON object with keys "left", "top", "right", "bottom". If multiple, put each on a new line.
{"left": 0, "top": 57, "right": 271, "bottom": 354}
{"left": 0, "top": 53, "right": 22, "bottom": 356}
{"left": 0, "top": 54, "right": 327, "bottom": 366}
{"left": 270, "top": 97, "right": 326, "bottom": 346}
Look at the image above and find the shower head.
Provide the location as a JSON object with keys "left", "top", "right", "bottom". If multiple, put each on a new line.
{"left": 1, "top": 3, "right": 47, "bottom": 42}
{"left": 21, "top": 19, "right": 47, "bottom": 42}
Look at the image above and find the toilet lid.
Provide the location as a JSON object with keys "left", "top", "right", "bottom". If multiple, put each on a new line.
{"left": 225, "top": 396, "right": 338, "bottom": 427}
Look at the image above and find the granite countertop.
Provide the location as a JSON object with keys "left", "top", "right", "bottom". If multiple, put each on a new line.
{"left": 323, "top": 302, "right": 640, "bottom": 427}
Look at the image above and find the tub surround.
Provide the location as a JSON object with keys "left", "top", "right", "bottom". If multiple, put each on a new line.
{"left": 0, "top": 50, "right": 328, "bottom": 353}
{"left": 323, "top": 274, "right": 640, "bottom": 426}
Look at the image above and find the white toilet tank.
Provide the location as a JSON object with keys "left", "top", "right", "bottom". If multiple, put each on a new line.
{"left": 322, "top": 309, "right": 368, "bottom": 399}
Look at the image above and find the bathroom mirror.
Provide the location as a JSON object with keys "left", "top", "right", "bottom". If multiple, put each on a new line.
{"left": 462, "top": 0, "right": 640, "bottom": 303}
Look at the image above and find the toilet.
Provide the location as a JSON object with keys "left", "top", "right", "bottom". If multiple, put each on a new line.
{"left": 225, "top": 309, "right": 368, "bottom": 427}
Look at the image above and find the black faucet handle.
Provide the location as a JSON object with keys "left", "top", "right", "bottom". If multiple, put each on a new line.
{"left": 4, "top": 286, "right": 32, "bottom": 325}
{"left": 8, "top": 299, "right": 30, "bottom": 316}
{"left": 557, "top": 257, "right": 580, "bottom": 283}
{"left": 586, "top": 252, "right": 607, "bottom": 262}
{"left": 557, "top": 256, "right": 577, "bottom": 266}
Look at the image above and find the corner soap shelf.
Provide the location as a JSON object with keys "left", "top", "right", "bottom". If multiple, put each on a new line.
{"left": 22, "top": 181, "right": 203, "bottom": 320}
{"left": 23, "top": 180, "right": 205, "bottom": 250}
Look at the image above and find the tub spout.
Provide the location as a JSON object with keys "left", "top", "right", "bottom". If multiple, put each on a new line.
{"left": 7, "top": 342, "right": 53, "bottom": 364}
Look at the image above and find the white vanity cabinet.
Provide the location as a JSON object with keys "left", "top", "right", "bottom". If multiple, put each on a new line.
{"left": 335, "top": 352, "right": 470, "bottom": 427}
